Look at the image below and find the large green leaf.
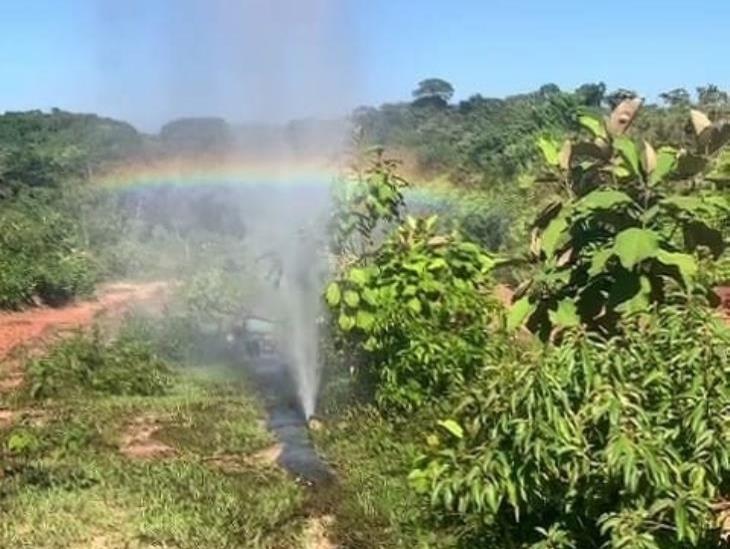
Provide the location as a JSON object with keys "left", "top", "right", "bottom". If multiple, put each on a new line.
{"left": 660, "top": 196, "right": 715, "bottom": 216}
{"left": 348, "top": 267, "right": 369, "bottom": 286}
{"left": 537, "top": 136, "right": 560, "bottom": 166}
{"left": 355, "top": 310, "right": 376, "bottom": 332}
{"left": 613, "top": 228, "right": 660, "bottom": 269}
{"left": 407, "top": 298, "right": 422, "bottom": 314}
{"left": 648, "top": 147, "right": 677, "bottom": 185}
{"left": 549, "top": 299, "right": 580, "bottom": 328}
{"left": 344, "top": 290, "right": 360, "bottom": 308}
{"left": 338, "top": 313, "right": 356, "bottom": 332}
{"left": 507, "top": 296, "right": 535, "bottom": 331}
{"left": 578, "top": 114, "right": 607, "bottom": 140}
{"left": 575, "top": 189, "right": 633, "bottom": 213}
{"left": 541, "top": 214, "right": 569, "bottom": 257}
{"left": 437, "top": 419, "right": 464, "bottom": 439}
{"left": 325, "top": 282, "right": 341, "bottom": 307}
{"left": 589, "top": 248, "right": 614, "bottom": 276}
{"left": 613, "top": 136, "right": 641, "bottom": 176}
{"left": 656, "top": 250, "right": 697, "bottom": 285}
{"left": 362, "top": 287, "right": 379, "bottom": 306}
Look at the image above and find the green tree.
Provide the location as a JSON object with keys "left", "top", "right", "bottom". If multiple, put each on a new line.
{"left": 696, "top": 84, "right": 728, "bottom": 107}
{"left": 659, "top": 87, "right": 691, "bottom": 107}
{"left": 575, "top": 82, "right": 606, "bottom": 107}
{"left": 412, "top": 78, "right": 455, "bottom": 107}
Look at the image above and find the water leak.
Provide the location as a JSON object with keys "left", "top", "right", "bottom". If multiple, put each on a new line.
{"left": 248, "top": 352, "right": 332, "bottom": 483}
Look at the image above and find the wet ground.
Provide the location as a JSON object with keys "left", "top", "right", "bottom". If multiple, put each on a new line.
{"left": 247, "top": 353, "right": 333, "bottom": 484}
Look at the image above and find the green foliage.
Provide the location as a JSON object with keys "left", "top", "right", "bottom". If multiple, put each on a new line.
{"left": 0, "top": 354, "right": 306, "bottom": 548}
{"left": 0, "top": 109, "right": 142, "bottom": 194}
{"left": 355, "top": 82, "right": 581, "bottom": 183}
{"left": 412, "top": 305, "right": 730, "bottom": 548}
{"left": 331, "top": 142, "right": 409, "bottom": 256}
{"left": 159, "top": 117, "right": 233, "bottom": 154}
{"left": 312, "top": 406, "right": 459, "bottom": 548}
{"left": 0, "top": 191, "right": 96, "bottom": 308}
{"left": 515, "top": 104, "right": 729, "bottom": 338}
{"left": 179, "top": 268, "right": 249, "bottom": 327}
{"left": 328, "top": 215, "right": 501, "bottom": 412}
{"left": 28, "top": 327, "right": 171, "bottom": 399}
{"left": 412, "top": 78, "right": 455, "bottom": 107}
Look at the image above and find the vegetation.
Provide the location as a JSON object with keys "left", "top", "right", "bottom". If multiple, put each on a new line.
{"left": 1, "top": 80, "right": 729, "bottom": 548}
{"left": 324, "top": 98, "right": 730, "bottom": 548}
{"left": 512, "top": 102, "right": 729, "bottom": 339}
{"left": 0, "top": 189, "right": 96, "bottom": 308}
{"left": 1, "top": 317, "right": 308, "bottom": 548}
{"left": 412, "top": 305, "right": 730, "bottom": 547}
{"left": 27, "top": 327, "right": 171, "bottom": 399}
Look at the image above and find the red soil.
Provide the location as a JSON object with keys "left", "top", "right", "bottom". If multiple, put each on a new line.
{"left": 716, "top": 286, "right": 730, "bottom": 320}
{"left": 0, "top": 282, "right": 167, "bottom": 363}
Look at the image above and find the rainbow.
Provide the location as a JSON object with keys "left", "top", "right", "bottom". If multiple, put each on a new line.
{"left": 93, "top": 157, "right": 341, "bottom": 193}
{"left": 91, "top": 156, "right": 473, "bottom": 213}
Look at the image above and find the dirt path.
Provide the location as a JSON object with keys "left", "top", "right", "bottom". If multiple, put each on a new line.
{"left": 0, "top": 282, "right": 167, "bottom": 363}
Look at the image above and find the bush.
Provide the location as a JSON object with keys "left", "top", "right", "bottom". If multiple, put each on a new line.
{"left": 412, "top": 304, "right": 730, "bottom": 548}
{"left": 28, "top": 327, "right": 171, "bottom": 399}
{"left": 327, "top": 215, "right": 503, "bottom": 413}
{"left": 0, "top": 192, "right": 95, "bottom": 308}
{"left": 512, "top": 104, "right": 729, "bottom": 339}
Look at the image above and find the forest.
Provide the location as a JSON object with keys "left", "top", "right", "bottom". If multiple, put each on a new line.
{"left": 0, "top": 78, "right": 729, "bottom": 548}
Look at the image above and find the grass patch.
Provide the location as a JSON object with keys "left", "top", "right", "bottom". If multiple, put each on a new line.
{"left": 27, "top": 328, "right": 171, "bottom": 399}
{"left": 313, "top": 405, "right": 458, "bottom": 548}
{"left": 0, "top": 325, "right": 308, "bottom": 548}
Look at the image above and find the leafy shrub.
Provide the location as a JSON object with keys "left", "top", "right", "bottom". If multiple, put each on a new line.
{"left": 179, "top": 268, "right": 248, "bottom": 329}
{"left": 513, "top": 103, "right": 729, "bottom": 339}
{"left": 0, "top": 192, "right": 95, "bottom": 308}
{"left": 412, "top": 304, "right": 730, "bottom": 548}
{"left": 28, "top": 328, "right": 171, "bottom": 399}
{"left": 327, "top": 215, "right": 502, "bottom": 412}
{"left": 331, "top": 142, "right": 409, "bottom": 257}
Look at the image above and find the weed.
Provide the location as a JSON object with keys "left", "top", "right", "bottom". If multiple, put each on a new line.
{"left": 28, "top": 329, "right": 171, "bottom": 399}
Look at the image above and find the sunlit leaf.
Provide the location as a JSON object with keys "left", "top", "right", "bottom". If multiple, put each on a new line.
{"left": 608, "top": 97, "right": 642, "bottom": 135}
{"left": 437, "top": 419, "right": 464, "bottom": 439}
{"left": 613, "top": 228, "right": 659, "bottom": 269}
{"left": 348, "top": 267, "right": 369, "bottom": 286}
{"left": 507, "top": 296, "right": 535, "bottom": 331}
{"left": 578, "top": 114, "right": 607, "bottom": 139}
{"left": 648, "top": 147, "right": 677, "bottom": 185}
{"left": 344, "top": 290, "right": 360, "bottom": 308}
{"left": 690, "top": 109, "right": 712, "bottom": 136}
{"left": 613, "top": 136, "right": 641, "bottom": 176}
{"left": 355, "top": 310, "right": 376, "bottom": 332}
{"left": 575, "top": 189, "right": 632, "bottom": 213}
{"left": 589, "top": 248, "right": 613, "bottom": 276}
{"left": 541, "top": 214, "right": 569, "bottom": 257}
{"left": 549, "top": 299, "right": 580, "bottom": 328}
{"left": 325, "top": 282, "right": 341, "bottom": 307}
{"left": 537, "top": 136, "right": 560, "bottom": 166}
{"left": 338, "top": 313, "right": 356, "bottom": 332}
{"left": 656, "top": 250, "right": 697, "bottom": 285}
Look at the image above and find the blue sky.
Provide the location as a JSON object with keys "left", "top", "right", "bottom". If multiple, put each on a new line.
{"left": 1, "top": 0, "right": 729, "bottom": 131}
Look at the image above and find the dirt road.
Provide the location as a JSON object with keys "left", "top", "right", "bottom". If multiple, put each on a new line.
{"left": 0, "top": 282, "right": 167, "bottom": 362}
